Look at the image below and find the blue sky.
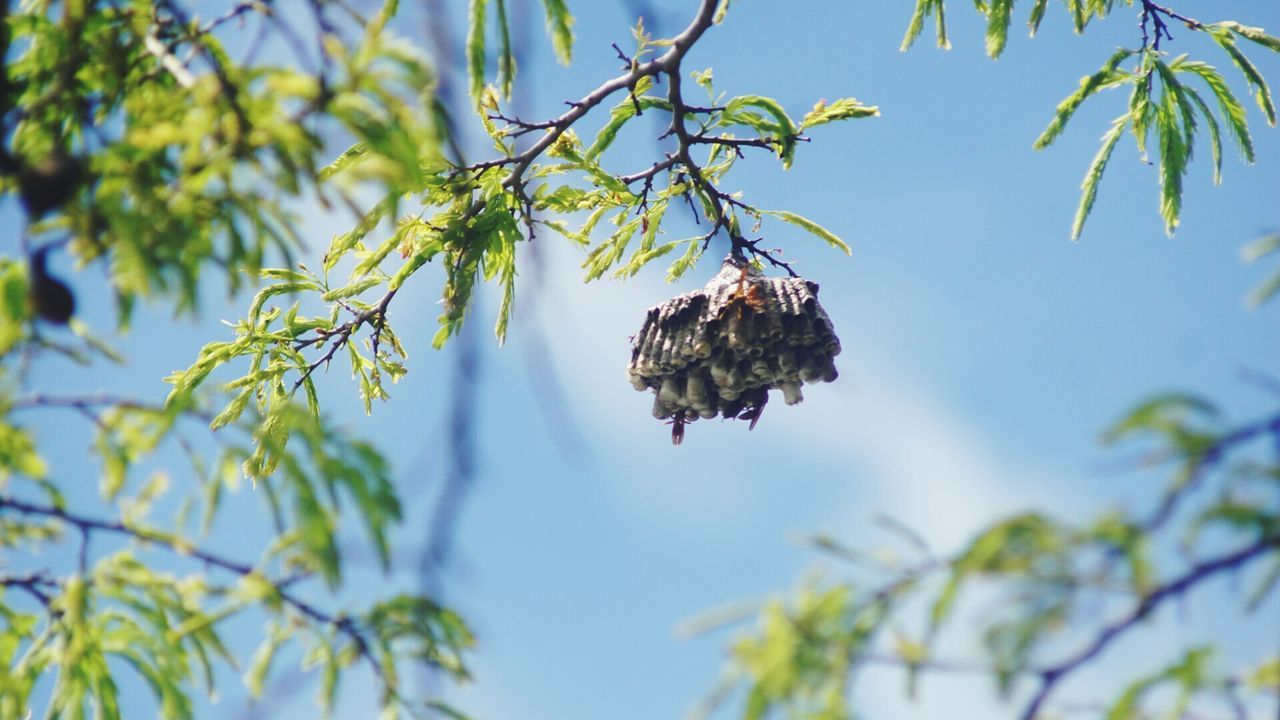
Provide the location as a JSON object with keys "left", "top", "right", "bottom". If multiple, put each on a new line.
{"left": 9, "top": 1, "right": 1280, "bottom": 718}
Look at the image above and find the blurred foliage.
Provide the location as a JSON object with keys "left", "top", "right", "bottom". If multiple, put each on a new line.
{"left": 698, "top": 394, "right": 1280, "bottom": 719}
{"left": 1, "top": 0, "right": 1278, "bottom": 718}
{"left": 1243, "top": 231, "right": 1280, "bottom": 307}
{"left": 0, "top": 0, "right": 479, "bottom": 716}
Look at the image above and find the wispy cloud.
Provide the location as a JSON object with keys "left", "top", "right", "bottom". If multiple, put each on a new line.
{"left": 529, "top": 244, "right": 1072, "bottom": 551}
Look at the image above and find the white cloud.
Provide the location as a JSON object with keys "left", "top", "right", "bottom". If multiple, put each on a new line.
{"left": 528, "top": 243, "right": 1071, "bottom": 552}
{"left": 789, "top": 356, "right": 1065, "bottom": 552}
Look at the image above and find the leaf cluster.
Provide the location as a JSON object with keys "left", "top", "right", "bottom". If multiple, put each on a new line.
{"left": 902, "top": 0, "right": 1280, "bottom": 239}
{"left": 0, "top": 384, "right": 473, "bottom": 718}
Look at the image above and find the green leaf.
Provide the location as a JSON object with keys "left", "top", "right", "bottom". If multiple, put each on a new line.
{"left": 242, "top": 623, "right": 286, "bottom": 698}
{"left": 425, "top": 702, "right": 478, "bottom": 720}
{"left": 0, "top": 421, "right": 49, "bottom": 481}
{"left": 318, "top": 635, "right": 340, "bottom": 715}
{"left": 1243, "top": 232, "right": 1280, "bottom": 309}
{"left": 248, "top": 281, "right": 321, "bottom": 324}
{"left": 798, "top": 98, "right": 880, "bottom": 130}
{"left": 209, "top": 389, "right": 253, "bottom": 431}
{"left": 1155, "top": 59, "right": 1197, "bottom": 158}
{"left": 1067, "top": 0, "right": 1086, "bottom": 33}
{"left": 1028, "top": 0, "right": 1049, "bottom": 37}
{"left": 902, "top": 0, "right": 928, "bottom": 50}
{"left": 323, "top": 195, "right": 398, "bottom": 273}
{"left": 1214, "top": 21, "right": 1280, "bottom": 54}
{"left": 321, "top": 276, "right": 383, "bottom": 302}
{"left": 467, "top": 0, "right": 489, "bottom": 110}
{"left": 1242, "top": 233, "right": 1280, "bottom": 262}
{"left": 1249, "top": 657, "right": 1280, "bottom": 691}
{"left": 1246, "top": 270, "right": 1280, "bottom": 308}
{"left": 540, "top": 0, "right": 574, "bottom": 65}
{"left": 1175, "top": 60, "right": 1254, "bottom": 161}
{"left": 1128, "top": 54, "right": 1156, "bottom": 154}
{"left": 1180, "top": 85, "right": 1222, "bottom": 185}
{"left": 1209, "top": 30, "right": 1276, "bottom": 125}
{"left": 586, "top": 89, "right": 671, "bottom": 161}
{"left": 666, "top": 238, "right": 706, "bottom": 282}
{"left": 494, "top": 0, "right": 516, "bottom": 99}
{"left": 723, "top": 95, "right": 800, "bottom": 168}
{"left": 934, "top": 0, "right": 951, "bottom": 50}
{"left": 1247, "top": 558, "right": 1280, "bottom": 612}
{"left": 582, "top": 217, "right": 642, "bottom": 281}
{"left": 166, "top": 603, "right": 244, "bottom": 644}
{"left": 388, "top": 241, "right": 438, "bottom": 291}
{"left": 318, "top": 143, "right": 369, "bottom": 181}
{"left": 615, "top": 241, "right": 679, "bottom": 280}
{"left": 1071, "top": 115, "right": 1128, "bottom": 241}
{"left": 1034, "top": 49, "right": 1135, "bottom": 150}
{"left": 1107, "top": 648, "right": 1212, "bottom": 720}
{"left": 1155, "top": 83, "right": 1187, "bottom": 236}
{"left": 901, "top": 0, "right": 950, "bottom": 51}
{"left": 930, "top": 514, "right": 1062, "bottom": 631}
{"left": 1103, "top": 393, "right": 1218, "bottom": 443}
{"left": 494, "top": 249, "right": 517, "bottom": 345}
{"left": 762, "top": 210, "right": 850, "bottom": 255}
{"left": 714, "top": 0, "right": 733, "bottom": 24}
{"left": 985, "top": 0, "right": 1014, "bottom": 58}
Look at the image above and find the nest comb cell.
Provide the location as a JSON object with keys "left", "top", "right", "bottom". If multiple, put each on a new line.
{"left": 627, "top": 255, "right": 841, "bottom": 445}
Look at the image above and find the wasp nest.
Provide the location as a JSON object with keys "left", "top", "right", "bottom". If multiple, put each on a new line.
{"left": 627, "top": 255, "right": 841, "bottom": 444}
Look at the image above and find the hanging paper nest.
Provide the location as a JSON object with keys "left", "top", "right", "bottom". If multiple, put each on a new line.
{"left": 626, "top": 255, "right": 841, "bottom": 444}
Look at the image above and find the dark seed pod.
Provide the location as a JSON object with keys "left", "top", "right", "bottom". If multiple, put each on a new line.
{"left": 626, "top": 254, "right": 841, "bottom": 444}
{"left": 29, "top": 246, "right": 76, "bottom": 325}
{"left": 18, "top": 153, "right": 86, "bottom": 220}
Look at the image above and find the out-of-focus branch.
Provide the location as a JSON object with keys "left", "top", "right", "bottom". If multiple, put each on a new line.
{"left": 1019, "top": 534, "right": 1280, "bottom": 720}
{"left": 1140, "top": 413, "right": 1280, "bottom": 535}
{"left": 0, "top": 497, "right": 391, "bottom": 686}
{"left": 0, "top": 571, "right": 58, "bottom": 607}
{"left": 10, "top": 392, "right": 212, "bottom": 422}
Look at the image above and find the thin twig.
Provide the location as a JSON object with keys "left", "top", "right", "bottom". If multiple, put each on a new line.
{"left": 1139, "top": 0, "right": 1202, "bottom": 51}
{"left": 0, "top": 571, "right": 58, "bottom": 606}
{"left": 292, "top": 289, "right": 397, "bottom": 392}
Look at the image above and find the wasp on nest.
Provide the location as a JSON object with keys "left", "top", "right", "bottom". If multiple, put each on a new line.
{"left": 627, "top": 255, "right": 841, "bottom": 444}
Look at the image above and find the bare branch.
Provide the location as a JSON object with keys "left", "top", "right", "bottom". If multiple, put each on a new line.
{"left": 0, "top": 571, "right": 58, "bottom": 606}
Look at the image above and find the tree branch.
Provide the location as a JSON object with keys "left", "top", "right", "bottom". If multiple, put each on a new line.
{"left": 291, "top": 288, "right": 397, "bottom": 392}
{"left": 1139, "top": 1, "right": 1202, "bottom": 51}
{"left": 492, "top": 0, "right": 720, "bottom": 191}
{"left": 286, "top": 0, "right": 734, "bottom": 388}
{"left": 0, "top": 571, "right": 57, "bottom": 607}
{"left": 14, "top": 392, "right": 164, "bottom": 413}
{"left": 619, "top": 154, "right": 680, "bottom": 185}
{"left": 0, "top": 496, "right": 391, "bottom": 685}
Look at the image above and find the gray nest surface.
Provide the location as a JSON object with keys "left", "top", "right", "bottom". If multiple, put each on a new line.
{"left": 627, "top": 256, "right": 841, "bottom": 443}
